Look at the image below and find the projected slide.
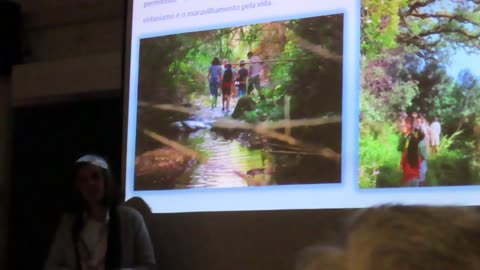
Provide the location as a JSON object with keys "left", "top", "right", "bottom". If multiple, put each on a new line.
{"left": 135, "top": 15, "right": 343, "bottom": 190}
{"left": 125, "top": 0, "right": 480, "bottom": 213}
{"left": 358, "top": 0, "right": 480, "bottom": 189}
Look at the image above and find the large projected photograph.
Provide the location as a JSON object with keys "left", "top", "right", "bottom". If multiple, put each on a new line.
{"left": 134, "top": 14, "right": 344, "bottom": 190}
{"left": 359, "top": 0, "right": 480, "bottom": 188}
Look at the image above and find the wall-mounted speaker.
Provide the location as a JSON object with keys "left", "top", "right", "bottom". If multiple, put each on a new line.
{"left": 0, "top": 1, "right": 23, "bottom": 76}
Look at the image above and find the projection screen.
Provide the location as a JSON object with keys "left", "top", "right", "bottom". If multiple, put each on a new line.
{"left": 124, "top": 0, "right": 480, "bottom": 213}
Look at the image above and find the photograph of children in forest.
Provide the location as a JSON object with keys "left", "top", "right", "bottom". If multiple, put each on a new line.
{"left": 134, "top": 13, "right": 344, "bottom": 190}
{"left": 359, "top": 0, "right": 480, "bottom": 188}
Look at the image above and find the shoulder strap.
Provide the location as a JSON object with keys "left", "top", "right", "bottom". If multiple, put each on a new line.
{"left": 105, "top": 206, "right": 122, "bottom": 269}
{"left": 71, "top": 213, "right": 84, "bottom": 270}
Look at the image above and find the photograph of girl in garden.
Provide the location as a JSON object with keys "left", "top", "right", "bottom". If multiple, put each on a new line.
{"left": 360, "top": 0, "right": 480, "bottom": 188}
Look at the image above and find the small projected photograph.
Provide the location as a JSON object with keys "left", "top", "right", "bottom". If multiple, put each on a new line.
{"left": 134, "top": 13, "right": 344, "bottom": 190}
{"left": 359, "top": 0, "right": 480, "bottom": 188}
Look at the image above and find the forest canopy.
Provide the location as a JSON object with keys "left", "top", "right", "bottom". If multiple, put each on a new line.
{"left": 138, "top": 15, "right": 344, "bottom": 122}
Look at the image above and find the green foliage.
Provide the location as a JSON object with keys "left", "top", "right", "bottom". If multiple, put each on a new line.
{"left": 363, "top": 81, "right": 418, "bottom": 120}
{"left": 361, "top": 121, "right": 480, "bottom": 188}
{"left": 238, "top": 16, "right": 345, "bottom": 123}
{"left": 361, "top": 50, "right": 423, "bottom": 120}
{"left": 241, "top": 34, "right": 303, "bottom": 123}
{"left": 374, "top": 165, "right": 403, "bottom": 188}
{"left": 360, "top": 0, "right": 480, "bottom": 188}
{"left": 406, "top": 60, "right": 450, "bottom": 116}
{"left": 427, "top": 69, "right": 480, "bottom": 135}
{"left": 359, "top": 123, "right": 402, "bottom": 188}
{"left": 138, "top": 36, "right": 197, "bottom": 103}
{"left": 360, "top": 127, "right": 480, "bottom": 188}
{"left": 289, "top": 14, "right": 344, "bottom": 55}
{"left": 361, "top": 0, "right": 407, "bottom": 58}
{"left": 240, "top": 24, "right": 262, "bottom": 49}
{"left": 242, "top": 87, "right": 285, "bottom": 122}
{"left": 429, "top": 131, "right": 476, "bottom": 186}
{"left": 361, "top": 63, "right": 480, "bottom": 188}
{"left": 438, "top": 130, "right": 463, "bottom": 154}
{"left": 270, "top": 38, "right": 300, "bottom": 84}
{"left": 242, "top": 110, "right": 259, "bottom": 123}
{"left": 426, "top": 149, "right": 472, "bottom": 186}
{"left": 284, "top": 15, "right": 344, "bottom": 118}
{"left": 426, "top": 131, "right": 480, "bottom": 185}
{"left": 398, "top": 0, "right": 480, "bottom": 54}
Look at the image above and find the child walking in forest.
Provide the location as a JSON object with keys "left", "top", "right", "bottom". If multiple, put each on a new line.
{"left": 222, "top": 59, "right": 237, "bottom": 97}
{"left": 221, "top": 64, "right": 234, "bottom": 111}
{"left": 236, "top": 60, "right": 248, "bottom": 97}
{"left": 208, "top": 57, "right": 222, "bottom": 109}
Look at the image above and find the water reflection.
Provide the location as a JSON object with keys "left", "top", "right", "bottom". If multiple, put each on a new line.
{"left": 182, "top": 129, "right": 274, "bottom": 188}
{"left": 134, "top": 97, "right": 341, "bottom": 190}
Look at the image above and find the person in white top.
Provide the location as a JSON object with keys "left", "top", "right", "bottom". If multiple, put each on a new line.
{"left": 430, "top": 117, "right": 441, "bottom": 153}
{"left": 247, "top": 51, "right": 263, "bottom": 96}
{"left": 44, "top": 155, "right": 155, "bottom": 270}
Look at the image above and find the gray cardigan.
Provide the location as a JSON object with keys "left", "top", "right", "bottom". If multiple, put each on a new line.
{"left": 44, "top": 206, "right": 156, "bottom": 270}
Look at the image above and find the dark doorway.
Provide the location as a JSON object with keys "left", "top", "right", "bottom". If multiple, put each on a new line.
{"left": 8, "top": 96, "right": 123, "bottom": 269}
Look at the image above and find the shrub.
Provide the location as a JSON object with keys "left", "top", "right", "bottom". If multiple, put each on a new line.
{"left": 359, "top": 123, "right": 401, "bottom": 188}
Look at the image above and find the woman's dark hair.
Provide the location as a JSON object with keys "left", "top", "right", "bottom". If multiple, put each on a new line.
{"left": 407, "top": 129, "right": 425, "bottom": 168}
{"left": 70, "top": 158, "right": 120, "bottom": 213}
{"left": 70, "top": 155, "right": 122, "bottom": 269}
{"left": 211, "top": 57, "right": 220, "bottom": 65}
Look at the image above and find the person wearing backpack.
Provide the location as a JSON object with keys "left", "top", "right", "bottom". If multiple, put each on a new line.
{"left": 207, "top": 57, "right": 222, "bottom": 109}
{"left": 221, "top": 63, "right": 234, "bottom": 111}
{"left": 222, "top": 59, "right": 237, "bottom": 97}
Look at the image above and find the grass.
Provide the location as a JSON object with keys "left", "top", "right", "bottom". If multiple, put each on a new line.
{"left": 359, "top": 123, "right": 401, "bottom": 188}
{"left": 360, "top": 125, "right": 480, "bottom": 188}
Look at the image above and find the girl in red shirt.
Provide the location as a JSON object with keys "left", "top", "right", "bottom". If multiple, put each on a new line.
{"left": 221, "top": 64, "right": 234, "bottom": 111}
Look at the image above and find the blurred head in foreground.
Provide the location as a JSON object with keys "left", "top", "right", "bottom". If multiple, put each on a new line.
{"left": 296, "top": 205, "right": 480, "bottom": 270}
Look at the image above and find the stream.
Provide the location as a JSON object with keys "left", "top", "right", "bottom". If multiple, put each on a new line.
{"left": 135, "top": 95, "right": 341, "bottom": 190}
{"left": 135, "top": 95, "right": 275, "bottom": 190}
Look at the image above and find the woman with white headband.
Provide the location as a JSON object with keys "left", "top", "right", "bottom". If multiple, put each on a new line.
{"left": 44, "top": 155, "right": 155, "bottom": 270}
